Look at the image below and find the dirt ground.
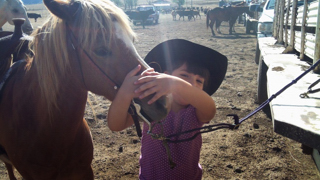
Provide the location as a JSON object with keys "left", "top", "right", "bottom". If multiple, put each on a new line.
{"left": 1, "top": 0, "right": 320, "bottom": 179}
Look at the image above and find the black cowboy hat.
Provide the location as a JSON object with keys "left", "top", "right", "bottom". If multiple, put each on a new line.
{"left": 144, "top": 39, "right": 228, "bottom": 95}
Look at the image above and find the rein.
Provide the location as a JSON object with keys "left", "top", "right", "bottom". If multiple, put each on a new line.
{"left": 148, "top": 59, "right": 320, "bottom": 144}
{"left": 300, "top": 78, "right": 320, "bottom": 98}
{"left": 145, "top": 59, "right": 320, "bottom": 168}
{"left": 66, "top": 24, "right": 146, "bottom": 137}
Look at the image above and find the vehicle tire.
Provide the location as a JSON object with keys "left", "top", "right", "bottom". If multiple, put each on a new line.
{"left": 155, "top": 19, "right": 158, "bottom": 24}
{"left": 133, "top": 22, "right": 137, "bottom": 25}
{"left": 255, "top": 42, "right": 260, "bottom": 64}
{"left": 246, "top": 21, "right": 251, "bottom": 34}
{"left": 238, "top": 14, "right": 242, "bottom": 24}
{"left": 253, "top": 23, "right": 258, "bottom": 34}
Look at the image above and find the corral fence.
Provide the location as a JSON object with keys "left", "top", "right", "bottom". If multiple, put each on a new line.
{"left": 264, "top": 0, "right": 320, "bottom": 172}
{"left": 273, "top": 0, "right": 320, "bottom": 70}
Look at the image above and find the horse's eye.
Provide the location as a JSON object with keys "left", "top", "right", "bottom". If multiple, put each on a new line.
{"left": 12, "top": 9, "right": 19, "bottom": 14}
{"left": 94, "top": 48, "right": 111, "bottom": 57}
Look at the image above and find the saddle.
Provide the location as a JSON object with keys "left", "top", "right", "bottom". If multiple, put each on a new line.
{"left": 0, "top": 18, "right": 32, "bottom": 80}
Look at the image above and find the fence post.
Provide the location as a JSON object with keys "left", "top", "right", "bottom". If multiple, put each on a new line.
{"left": 273, "top": 0, "right": 280, "bottom": 38}
{"left": 284, "top": 0, "right": 290, "bottom": 46}
{"left": 289, "top": 0, "right": 298, "bottom": 48}
{"left": 313, "top": 0, "right": 320, "bottom": 73}
{"left": 299, "top": 0, "right": 309, "bottom": 60}
{"left": 278, "top": 0, "right": 285, "bottom": 44}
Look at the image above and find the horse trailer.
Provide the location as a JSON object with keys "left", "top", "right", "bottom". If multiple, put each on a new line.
{"left": 255, "top": 0, "right": 320, "bottom": 172}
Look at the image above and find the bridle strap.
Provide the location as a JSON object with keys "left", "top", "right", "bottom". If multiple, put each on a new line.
{"left": 66, "top": 24, "right": 120, "bottom": 90}
{"left": 66, "top": 24, "right": 150, "bottom": 137}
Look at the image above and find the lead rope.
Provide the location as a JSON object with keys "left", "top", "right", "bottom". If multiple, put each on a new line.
{"left": 140, "top": 59, "right": 320, "bottom": 168}
{"left": 300, "top": 78, "right": 320, "bottom": 98}
{"left": 155, "top": 59, "right": 320, "bottom": 143}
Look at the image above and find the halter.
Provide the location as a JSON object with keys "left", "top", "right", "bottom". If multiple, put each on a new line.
{"left": 66, "top": 24, "right": 149, "bottom": 138}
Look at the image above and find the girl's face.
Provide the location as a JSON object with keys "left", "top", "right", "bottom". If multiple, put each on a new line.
{"left": 170, "top": 63, "right": 205, "bottom": 107}
{"left": 171, "top": 63, "right": 205, "bottom": 90}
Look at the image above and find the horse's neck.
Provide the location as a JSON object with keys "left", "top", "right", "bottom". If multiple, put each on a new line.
{"left": 21, "top": 64, "right": 88, "bottom": 123}
{"left": 231, "top": 7, "right": 249, "bottom": 16}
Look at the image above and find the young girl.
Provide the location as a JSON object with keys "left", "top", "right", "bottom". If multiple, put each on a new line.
{"left": 108, "top": 39, "right": 228, "bottom": 179}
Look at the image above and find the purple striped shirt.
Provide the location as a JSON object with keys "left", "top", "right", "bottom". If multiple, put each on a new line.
{"left": 139, "top": 105, "right": 204, "bottom": 180}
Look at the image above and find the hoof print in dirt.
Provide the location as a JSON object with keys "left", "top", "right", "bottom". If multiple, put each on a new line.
{"left": 86, "top": 118, "right": 95, "bottom": 124}
{"left": 96, "top": 114, "right": 106, "bottom": 119}
{"left": 227, "top": 164, "right": 233, "bottom": 169}
{"left": 220, "top": 145, "right": 228, "bottom": 150}
{"left": 272, "top": 147, "right": 282, "bottom": 152}
{"left": 132, "top": 139, "right": 140, "bottom": 144}
{"left": 119, "top": 146, "right": 123, "bottom": 153}
{"left": 234, "top": 168, "right": 244, "bottom": 173}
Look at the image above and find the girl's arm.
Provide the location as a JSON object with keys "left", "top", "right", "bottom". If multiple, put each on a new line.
{"left": 108, "top": 65, "right": 144, "bottom": 131}
{"left": 134, "top": 73, "right": 216, "bottom": 123}
{"left": 172, "top": 81, "right": 216, "bottom": 123}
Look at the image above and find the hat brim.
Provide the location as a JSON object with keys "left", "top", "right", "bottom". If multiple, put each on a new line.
{"left": 144, "top": 39, "right": 228, "bottom": 95}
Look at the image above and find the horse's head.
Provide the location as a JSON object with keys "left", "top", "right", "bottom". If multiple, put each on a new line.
{"left": 40, "top": 0, "right": 169, "bottom": 123}
{"left": 1, "top": 0, "right": 33, "bottom": 33}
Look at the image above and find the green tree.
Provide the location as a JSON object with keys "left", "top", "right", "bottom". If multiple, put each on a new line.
{"left": 173, "top": 0, "right": 185, "bottom": 8}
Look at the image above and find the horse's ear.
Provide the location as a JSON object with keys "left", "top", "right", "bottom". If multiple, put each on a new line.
{"left": 43, "top": 0, "right": 80, "bottom": 22}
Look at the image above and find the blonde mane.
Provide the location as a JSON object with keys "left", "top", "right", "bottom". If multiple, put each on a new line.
{"left": 28, "top": 0, "right": 136, "bottom": 114}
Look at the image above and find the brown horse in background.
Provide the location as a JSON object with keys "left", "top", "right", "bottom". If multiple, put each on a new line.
{"left": 206, "top": 6, "right": 254, "bottom": 36}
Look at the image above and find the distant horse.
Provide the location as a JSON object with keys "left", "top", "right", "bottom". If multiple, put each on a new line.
{"left": 176, "top": 10, "right": 195, "bottom": 21}
{"left": 0, "top": 0, "right": 33, "bottom": 33}
{"left": 0, "top": 0, "right": 169, "bottom": 179}
{"left": 27, "top": 12, "right": 42, "bottom": 22}
{"left": 171, "top": 10, "right": 177, "bottom": 20}
{"left": 206, "top": 6, "right": 254, "bottom": 36}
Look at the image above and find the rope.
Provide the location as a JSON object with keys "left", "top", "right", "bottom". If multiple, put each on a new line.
{"left": 147, "top": 59, "right": 320, "bottom": 143}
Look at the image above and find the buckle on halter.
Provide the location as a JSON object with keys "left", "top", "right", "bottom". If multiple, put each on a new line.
{"left": 300, "top": 92, "right": 309, "bottom": 98}
{"left": 131, "top": 100, "right": 151, "bottom": 126}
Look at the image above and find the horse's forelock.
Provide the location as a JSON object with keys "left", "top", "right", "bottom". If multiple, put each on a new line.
{"left": 29, "top": 0, "right": 136, "bottom": 115}
{"left": 78, "top": 0, "right": 136, "bottom": 49}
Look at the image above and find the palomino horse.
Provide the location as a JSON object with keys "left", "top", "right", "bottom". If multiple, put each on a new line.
{"left": 0, "top": 0, "right": 33, "bottom": 33}
{"left": 206, "top": 6, "right": 254, "bottom": 36}
{"left": 0, "top": 0, "right": 169, "bottom": 179}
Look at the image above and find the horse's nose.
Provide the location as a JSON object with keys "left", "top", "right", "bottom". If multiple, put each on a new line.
{"left": 156, "top": 95, "right": 171, "bottom": 111}
{"left": 134, "top": 94, "right": 170, "bottom": 124}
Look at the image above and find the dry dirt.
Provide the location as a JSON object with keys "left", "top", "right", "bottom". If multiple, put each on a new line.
{"left": 1, "top": 1, "right": 320, "bottom": 179}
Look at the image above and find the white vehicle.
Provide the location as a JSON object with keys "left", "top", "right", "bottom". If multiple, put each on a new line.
{"left": 254, "top": 0, "right": 275, "bottom": 64}
{"left": 256, "top": 0, "right": 275, "bottom": 38}
{"left": 133, "top": 5, "right": 160, "bottom": 25}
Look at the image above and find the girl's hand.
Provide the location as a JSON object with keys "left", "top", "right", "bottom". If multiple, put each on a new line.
{"left": 119, "top": 65, "right": 143, "bottom": 99}
{"left": 141, "top": 68, "right": 158, "bottom": 76}
{"left": 134, "top": 73, "right": 179, "bottom": 104}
